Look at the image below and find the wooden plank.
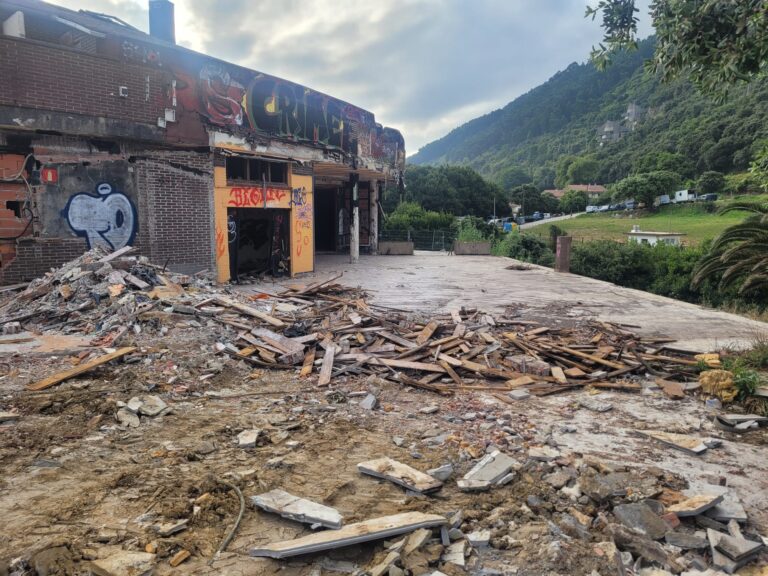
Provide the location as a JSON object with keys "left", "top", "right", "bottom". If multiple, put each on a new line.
{"left": 415, "top": 320, "right": 439, "bottom": 345}
{"left": 379, "top": 331, "right": 418, "bottom": 349}
{"left": 123, "top": 273, "right": 150, "bottom": 290}
{"left": 551, "top": 367, "right": 568, "bottom": 384}
{"left": 214, "top": 296, "right": 286, "bottom": 328}
{"left": 27, "top": 347, "right": 136, "bottom": 391}
{"left": 250, "top": 512, "right": 447, "bottom": 559}
{"left": 318, "top": 346, "right": 336, "bottom": 386}
{"left": 450, "top": 309, "right": 462, "bottom": 324}
{"left": 439, "top": 361, "right": 464, "bottom": 387}
{"left": 251, "top": 327, "right": 304, "bottom": 354}
{"left": 97, "top": 245, "right": 135, "bottom": 262}
{"left": 300, "top": 348, "right": 316, "bottom": 378}
{"left": 358, "top": 457, "right": 443, "bottom": 494}
{"left": 549, "top": 344, "right": 625, "bottom": 370}
{"left": 453, "top": 323, "right": 467, "bottom": 338}
{"left": 335, "top": 354, "right": 446, "bottom": 373}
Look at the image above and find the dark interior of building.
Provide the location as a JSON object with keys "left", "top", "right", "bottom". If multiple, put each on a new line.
{"left": 227, "top": 207, "right": 290, "bottom": 279}
{"left": 314, "top": 187, "right": 338, "bottom": 252}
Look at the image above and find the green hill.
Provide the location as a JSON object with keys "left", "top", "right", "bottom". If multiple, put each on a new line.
{"left": 409, "top": 37, "right": 768, "bottom": 190}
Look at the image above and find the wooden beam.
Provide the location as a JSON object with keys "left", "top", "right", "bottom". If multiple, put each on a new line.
{"left": 27, "top": 347, "right": 136, "bottom": 391}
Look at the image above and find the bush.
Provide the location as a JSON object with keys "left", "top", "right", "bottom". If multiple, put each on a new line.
{"left": 383, "top": 202, "right": 455, "bottom": 231}
{"left": 454, "top": 216, "right": 498, "bottom": 242}
{"left": 492, "top": 231, "right": 554, "bottom": 266}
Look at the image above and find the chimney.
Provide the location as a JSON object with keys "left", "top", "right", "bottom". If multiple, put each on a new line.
{"left": 149, "top": 0, "right": 175, "bottom": 44}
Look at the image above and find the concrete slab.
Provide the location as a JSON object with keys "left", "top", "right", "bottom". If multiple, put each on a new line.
{"left": 253, "top": 253, "right": 768, "bottom": 351}
{"left": 251, "top": 489, "right": 343, "bottom": 529}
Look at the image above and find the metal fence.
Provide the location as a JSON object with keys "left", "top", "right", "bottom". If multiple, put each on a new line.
{"left": 379, "top": 229, "right": 457, "bottom": 251}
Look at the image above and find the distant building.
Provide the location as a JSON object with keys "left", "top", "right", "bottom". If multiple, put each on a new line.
{"left": 544, "top": 184, "right": 606, "bottom": 201}
{"left": 624, "top": 103, "right": 645, "bottom": 128}
{"left": 543, "top": 189, "right": 566, "bottom": 200}
{"left": 626, "top": 225, "right": 685, "bottom": 246}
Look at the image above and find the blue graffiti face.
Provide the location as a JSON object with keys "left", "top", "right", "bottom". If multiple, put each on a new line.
{"left": 64, "top": 183, "right": 137, "bottom": 250}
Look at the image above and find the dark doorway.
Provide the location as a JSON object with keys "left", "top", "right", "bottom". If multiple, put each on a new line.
{"left": 314, "top": 187, "right": 337, "bottom": 252}
{"left": 227, "top": 208, "right": 290, "bottom": 279}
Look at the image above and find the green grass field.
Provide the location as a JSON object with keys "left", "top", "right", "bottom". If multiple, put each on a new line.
{"left": 541, "top": 196, "right": 767, "bottom": 245}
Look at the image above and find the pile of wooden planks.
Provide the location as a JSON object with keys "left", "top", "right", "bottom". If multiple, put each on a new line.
{"left": 209, "top": 280, "right": 705, "bottom": 397}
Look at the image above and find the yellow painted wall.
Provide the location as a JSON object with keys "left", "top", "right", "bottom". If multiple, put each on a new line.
{"left": 213, "top": 164, "right": 314, "bottom": 281}
{"left": 290, "top": 174, "right": 314, "bottom": 275}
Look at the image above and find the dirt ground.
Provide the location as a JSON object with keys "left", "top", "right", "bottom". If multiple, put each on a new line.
{"left": 1, "top": 298, "right": 767, "bottom": 575}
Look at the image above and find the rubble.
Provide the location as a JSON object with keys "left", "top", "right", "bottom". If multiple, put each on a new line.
{"left": 251, "top": 489, "right": 343, "bottom": 529}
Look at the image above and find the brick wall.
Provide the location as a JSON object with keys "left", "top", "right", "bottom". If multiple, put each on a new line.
{"left": 133, "top": 149, "right": 215, "bottom": 275}
{"left": 0, "top": 237, "right": 87, "bottom": 284}
{"left": 0, "top": 37, "right": 167, "bottom": 127}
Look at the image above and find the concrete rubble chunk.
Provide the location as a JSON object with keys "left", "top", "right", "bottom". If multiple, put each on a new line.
{"left": 360, "top": 394, "right": 379, "bottom": 410}
{"left": 637, "top": 430, "right": 710, "bottom": 455}
{"left": 419, "top": 405, "right": 439, "bottom": 414}
{"left": 441, "top": 540, "right": 468, "bottom": 567}
{"left": 251, "top": 489, "right": 343, "bottom": 529}
{"left": 116, "top": 408, "right": 140, "bottom": 428}
{"left": 136, "top": 396, "right": 167, "bottom": 417}
{"left": 528, "top": 446, "right": 561, "bottom": 462}
{"left": 466, "top": 529, "right": 491, "bottom": 548}
{"left": 508, "top": 389, "right": 531, "bottom": 400}
{"left": 457, "top": 449, "right": 517, "bottom": 492}
{"left": 613, "top": 503, "right": 669, "bottom": 540}
{"left": 358, "top": 457, "right": 443, "bottom": 494}
{"left": 369, "top": 551, "right": 400, "bottom": 576}
{"left": 665, "top": 532, "right": 709, "bottom": 550}
{"left": 704, "top": 498, "right": 748, "bottom": 523}
{"left": 402, "top": 528, "right": 432, "bottom": 556}
{"left": 708, "top": 528, "right": 764, "bottom": 573}
{"left": 153, "top": 518, "right": 188, "bottom": 537}
{"left": 667, "top": 493, "right": 724, "bottom": 517}
{"left": 237, "top": 429, "right": 262, "bottom": 448}
{"left": 427, "top": 464, "right": 454, "bottom": 482}
{"left": 0, "top": 412, "right": 20, "bottom": 423}
{"left": 250, "top": 512, "right": 447, "bottom": 558}
{"left": 579, "top": 398, "right": 613, "bottom": 412}
{"left": 90, "top": 551, "right": 156, "bottom": 576}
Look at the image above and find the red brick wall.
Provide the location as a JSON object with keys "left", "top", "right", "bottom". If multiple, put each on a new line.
{"left": 133, "top": 149, "right": 215, "bottom": 275}
{"left": 0, "top": 237, "right": 87, "bottom": 284}
{"left": 0, "top": 37, "right": 167, "bottom": 127}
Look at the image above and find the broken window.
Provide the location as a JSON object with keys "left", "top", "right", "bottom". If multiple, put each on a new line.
{"left": 225, "top": 157, "right": 288, "bottom": 185}
{"left": 5, "top": 200, "right": 26, "bottom": 218}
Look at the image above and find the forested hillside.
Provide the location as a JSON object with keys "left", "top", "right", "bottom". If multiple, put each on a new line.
{"left": 409, "top": 37, "right": 768, "bottom": 190}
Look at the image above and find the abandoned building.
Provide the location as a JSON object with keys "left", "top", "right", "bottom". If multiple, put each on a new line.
{"left": 0, "top": 0, "right": 405, "bottom": 285}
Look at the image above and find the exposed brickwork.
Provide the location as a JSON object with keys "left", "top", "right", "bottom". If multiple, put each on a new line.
{"left": 133, "top": 149, "right": 215, "bottom": 274}
{"left": 0, "top": 237, "right": 87, "bottom": 284}
{"left": 0, "top": 37, "right": 167, "bottom": 127}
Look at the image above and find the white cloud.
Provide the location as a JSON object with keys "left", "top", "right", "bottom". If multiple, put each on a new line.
{"left": 49, "top": 0, "right": 653, "bottom": 153}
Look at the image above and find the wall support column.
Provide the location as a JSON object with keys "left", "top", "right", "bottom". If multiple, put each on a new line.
{"left": 350, "top": 173, "right": 359, "bottom": 264}
{"left": 370, "top": 181, "right": 379, "bottom": 255}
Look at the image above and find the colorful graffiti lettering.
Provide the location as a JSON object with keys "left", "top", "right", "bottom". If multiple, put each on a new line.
{"left": 64, "top": 183, "right": 137, "bottom": 251}
{"left": 215, "top": 226, "right": 226, "bottom": 258}
{"left": 228, "top": 187, "right": 288, "bottom": 207}
{"left": 292, "top": 187, "right": 312, "bottom": 258}
{"left": 291, "top": 187, "right": 307, "bottom": 206}
{"left": 200, "top": 64, "right": 246, "bottom": 127}
{"left": 122, "top": 40, "right": 161, "bottom": 66}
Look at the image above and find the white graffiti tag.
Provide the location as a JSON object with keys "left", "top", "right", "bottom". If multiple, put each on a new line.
{"left": 65, "top": 183, "right": 137, "bottom": 250}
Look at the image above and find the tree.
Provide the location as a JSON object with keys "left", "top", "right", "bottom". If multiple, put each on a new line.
{"left": 698, "top": 171, "right": 726, "bottom": 195}
{"left": 495, "top": 165, "right": 532, "bottom": 190}
{"left": 751, "top": 140, "right": 768, "bottom": 191}
{"left": 559, "top": 190, "right": 588, "bottom": 213}
{"left": 613, "top": 170, "right": 681, "bottom": 210}
{"left": 587, "top": 1, "right": 768, "bottom": 94}
{"left": 566, "top": 157, "right": 600, "bottom": 184}
{"left": 509, "top": 184, "right": 551, "bottom": 214}
{"left": 693, "top": 202, "right": 768, "bottom": 294}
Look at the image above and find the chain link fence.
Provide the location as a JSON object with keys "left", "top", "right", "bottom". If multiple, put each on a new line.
{"left": 379, "top": 229, "right": 457, "bottom": 251}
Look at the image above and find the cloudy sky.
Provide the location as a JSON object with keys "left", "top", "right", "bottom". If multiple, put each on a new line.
{"left": 53, "top": 0, "right": 652, "bottom": 154}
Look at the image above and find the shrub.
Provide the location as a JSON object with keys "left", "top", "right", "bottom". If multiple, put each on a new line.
{"left": 492, "top": 231, "right": 554, "bottom": 266}
{"left": 383, "top": 202, "right": 455, "bottom": 231}
{"left": 454, "top": 216, "right": 497, "bottom": 242}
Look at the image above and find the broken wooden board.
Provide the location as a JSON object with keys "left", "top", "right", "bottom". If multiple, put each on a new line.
{"left": 656, "top": 378, "right": 686, "bottom": 400}
{"left": 251, "top": 489, "right": 343, "bottom": 529}
{"left": 318, "top": 346, "right": 335, "bottom": 387}
{"left": 215, "top": 296, "right": 285, "bottom": 328}
{"left": 250, "top": 512, "right": 447, "bottom": 559}
{"left": 636, "top": 430, "right": 710, "bottom": 455}
{"left": 358, "top": 457, "right": 443, "bottom": 494}
{"left": 551, "top": 366, "right": 567, "bottom": 384}
{"left": 300, "top": 348, "right": 316, "bottom": 378}
{"left": 415, "top": 320, "right": 438, "bottom": 345}
{"left": 27, "top": 347, "right": 136, "bottom": 391}
{"left": 251, "top": 327, "right": 303, "bottom": 355}
{"left": 335, "top": 354, "right": 446, "bottom": 373}
{"left": 379, "top": 331, "right": 418, "bottom": 349}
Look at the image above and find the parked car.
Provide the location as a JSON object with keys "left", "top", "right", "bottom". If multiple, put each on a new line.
{"left": 698, "top": 193, "right": 718, "bottom": 202}
{"left": 531, "top": 212, "right": 543, "bottom": 221}
{"left": 586, "top": 205, "right": 598, "bottom": 213}
{"left": 673, "top": 189, "right": 696, "bottom": 203}
{"left": 542, "top": 213, "right": 551, "bottom": 219}
{"left": 625, "top": 200, "right": 636, "bottom": 210}
{"left": 598, "top": 205, "right": 610, "bottom": 212}
{"left": 657, "top": 195, "right": 671, "bottom": 206}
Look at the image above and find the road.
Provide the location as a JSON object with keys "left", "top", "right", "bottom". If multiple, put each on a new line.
{"left": 519, "top": 212, "right": 584, "bottom": 229}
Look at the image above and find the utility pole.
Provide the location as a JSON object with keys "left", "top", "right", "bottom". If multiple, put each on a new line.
{"left": 350, "top": 173, "right": 359, "bottom": 264}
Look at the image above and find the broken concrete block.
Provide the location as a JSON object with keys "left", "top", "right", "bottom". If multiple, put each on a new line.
{"left": 369, "top": 551, "right": 400, "bottom": 576}
{"left": 136, "top": 395, "right": 167, "bottom": 417}
{"left": 668, "top": 494, "right": 724, "bottom": 517}
{"left": 457, "top": 449, "right": 517, "bottom": 491}
{"left": 427, "top": 464, "right": 454, "bottom": 482}
{"left": 0, "top": 412, "right": 20, "bottom": 423}
{"left": 441, "top": 540, "right": 468, "bottom": 567}
{"left": 403, "top": 528, "right": 432, "bottom": 556}
{"left": 360, "top": 394, "right": 379, "bottom": 410}
{"left": 116, "top": 408, "right": 140, "bottom": 428}
{"left": 419, "top": 405, "right": 439, "bottom": 414}
{"left": 508, "top": 389, "right": 531, "bottom": 400}
{"left": 579, "top": 398, "right": 613, "bottom": 412}
{"left": 665, "top": 532, "right": 708, "bottom": 550}
{"left": 708, "top": 528, "right": 764, "bottom": 573}
{"left": 704, "top": 499, "right": 747, "bottom": 523}
{"left": 153, "top": 519, "right": 188, "bottom": 537}
{"left": 528, "top": 446, "right": 561, "bottom": 462}
{"left": 251, "top": 489, "right": 343, "bottom": 529}
{"left": 613, "top": 503, "right": 668, "bottom": 540}
{"left": 90, "top": 551, "right": 156, "bottom": 576}
{"left": 466, "top": 530, "right": 491, "bottom": 548}
{"left": 637, "top": 430, "right": 710, "bottom": 455}
{"left": 237, "top": 429, "right": 262, "bottom": 448}
{"left": 505, "top": 354, "right": 550, "bottom": 376}
{"left": 358, "top": 457, "right": 443, "bottom": 494}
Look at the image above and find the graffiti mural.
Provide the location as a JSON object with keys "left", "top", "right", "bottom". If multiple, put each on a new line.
{"left": 228, "top": 187, "right": 288, "bottom": 208}
{"left": 64, "top": 183, "right": 137, "bottom": 250}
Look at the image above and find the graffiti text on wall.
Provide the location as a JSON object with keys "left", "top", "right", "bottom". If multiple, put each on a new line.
{"left": 292, "top": 187, "right": 312, "bottom": 258}
{"left": 64, "top": 183, "right": 137, "bottom": 251}
{"left": 228, "top": 187, "right": 288, "bottom": 208}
